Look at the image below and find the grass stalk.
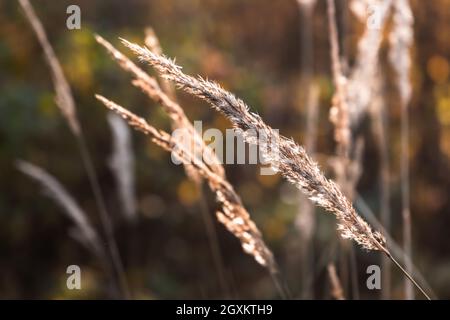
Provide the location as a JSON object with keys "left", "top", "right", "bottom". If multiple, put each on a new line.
{"left": 18, "top": 0, "right": 129, "bottom": 298}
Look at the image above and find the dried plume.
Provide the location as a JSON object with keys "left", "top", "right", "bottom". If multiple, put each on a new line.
{"left": 18, "top": 0, "right": 80, "bottom": 135}
{"left": 144, "top": 27, "right": 177, "bottom": 100}
{"left": 95, "top": 35, "right": 223, "bottom": 182}
{"left": 95, "top": 95, "right": 277, "bottom": 273}
{"left": 120, "top": 39, "right": 387, "bottom": 253}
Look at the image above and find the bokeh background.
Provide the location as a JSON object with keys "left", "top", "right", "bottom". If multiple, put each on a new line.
{"left": 0, "top": 0, "right": 449, "bottom": 299}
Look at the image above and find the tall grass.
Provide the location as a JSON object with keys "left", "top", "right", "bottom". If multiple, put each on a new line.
{"left": 122, "top": 39, "right": 387, "bottom": 252}
{"left": 95, "top": 34, "right": 284, "bottom": 297}
{"left": 327, "top": 263, "right": 345, "bottom": 300}
{"left": 120, "top": 37, "right": 431, "bottom": 299}
{"left": 17, "top": 0, "right": 129, "bottom": 298}
{"left": 95, "top": 94, "right": 287, "bottom": 297}
{"left": 13, "top": 0, "right": 433, "bottom": 300}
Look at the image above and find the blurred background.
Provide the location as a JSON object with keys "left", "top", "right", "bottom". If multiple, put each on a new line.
{"left": 0, "top": 0, "right": 449, "bottom": 299}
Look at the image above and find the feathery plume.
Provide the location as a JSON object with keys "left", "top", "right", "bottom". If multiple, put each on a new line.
{"left": 120, "top": 41, "right": 430, "bottom": 298}
{"left": 120, "top": 38, "right": 387, "bottom": 253}
{"left": 144, "top": 28, "right": 163, "bottom": 56}
{"left": 97, "top": 34, "right": 235, "bottom": 295}
{"left": 144, "top": 27, "right": 177, "bottom": 99}
{"left": 95, "top": 35, "right": 224, "bottom": 181}
{"left": 95, "top": 95, "right": 277, "bottom": 273}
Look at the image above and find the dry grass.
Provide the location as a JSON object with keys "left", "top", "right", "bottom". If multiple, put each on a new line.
{"left": 95, "top": 35, "right": 281, "bottom": 297}
{"left": 95, "top": 95, "right": 278, "bottom": 278}
{"left": 120, "top": 38, "right": 387, "bottom": 253}
{"left": 327, "top": 263, "right": 345, "bottom": 300}
{"left": 16, "top": 0, "right": 430, "bottom": 300}
{"left": 120, "top": 37, "right": 433, "bottom": 299}
{"left": 18, "top": 0, "right": 79, "bottom": 135}
{"left": 96, "top": 35, "right": 224, "bottom": 181}
{"left": 18, "top": 0, "right": 129, "bottom": 298}
{"left": 144, "top": 27, "right": 177, "bottom": 100}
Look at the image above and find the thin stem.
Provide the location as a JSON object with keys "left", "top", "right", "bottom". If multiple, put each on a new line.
{"left": 197, "top": 185, "right": 231, "bottom": 298}
{"left": 380, "top": 154, "right": 392, "bottom": 299}
{"left": 384, "top": 251, "right": 430, "bottom": 300}
{"left": 269, "top": 271, "right": 290, "bottom": 300}
{"left": 401, "top": 96, "right": 413, "bottom": 299}
{"left": 354, "top": 193, "right": 436, "bottom": 299}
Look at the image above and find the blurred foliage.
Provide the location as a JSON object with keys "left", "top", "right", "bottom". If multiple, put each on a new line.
{"left": 0, "top": 0, "right": 449, "bottom": 299}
